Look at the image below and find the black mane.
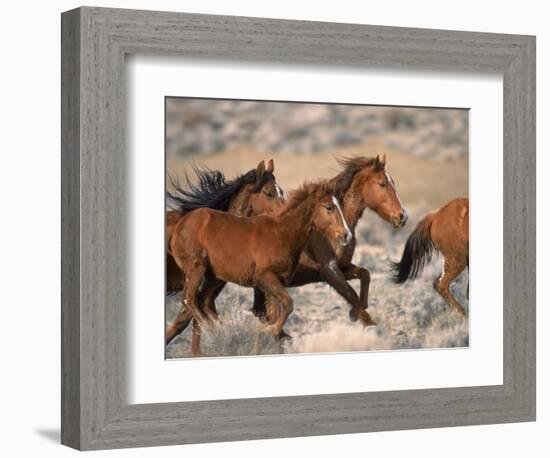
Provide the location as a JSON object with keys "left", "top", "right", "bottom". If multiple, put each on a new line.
{"left": 167, "top": 164, "right": 275, "bottom": 213}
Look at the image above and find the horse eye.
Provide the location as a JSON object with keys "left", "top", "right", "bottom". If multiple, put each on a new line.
{"left": 380, "top": 182, "right": 387, "bottom": 188}
{"left": 264, "top": 191, "right": 274, "bottom": 199}
{"left": 326, "top": 205, "right": 334, "bottom": 212}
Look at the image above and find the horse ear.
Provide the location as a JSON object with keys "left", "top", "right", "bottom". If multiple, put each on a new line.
{"left": 374, "top": 154, "right": 386, "bottom": 169}
{"left": 267, "top": 158, "right": 274, "bottom": 173}
{"left": 256, "top": 160, "right": 266, "bottom": 178}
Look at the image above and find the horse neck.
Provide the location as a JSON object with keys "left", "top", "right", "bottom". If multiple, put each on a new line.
{"left": 277, "top": 197, "right": 316, "bottom": 249}
{"left": 227, "top": 185, "right": 253, "bottom": 216}
{"left": 341, "top": 180, "right": 367, "bottom": 230}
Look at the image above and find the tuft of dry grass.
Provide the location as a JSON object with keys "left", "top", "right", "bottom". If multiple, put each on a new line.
{"left": 199, "top": 303, "right": 284, "bottom": 357}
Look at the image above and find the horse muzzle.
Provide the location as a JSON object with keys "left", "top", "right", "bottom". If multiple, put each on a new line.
{"left": 338, "top": 231, "right": 353, "bottom": 246}
{"left": 391, "top": 210, "right": 408, "bottom": 228}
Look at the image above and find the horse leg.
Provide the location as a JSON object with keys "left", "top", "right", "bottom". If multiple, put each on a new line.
{"left": 319, "top": 262, "right": 376, "bottom": 327}
{"left": 166, "top": 269, "right": 213, "bottom": 344}
{"left": 175, "top": 260, "right": 209, "bottom": 357}
{"left": 257, "top": 272, "right": 293, "bottom": 340}
{"left": 186, "top": 278, "right": 226, "bottom": 357}
{"left": 191, "top": 319, "right": 204, "bottom": 357}
{"left": 201, "top": 279, "right": 226, "bottom": 322}
{"left": 166, "top": 308, "right": 193, "bottom": 345}
{"left": 166, "top": 253, "right": 184, "bottom": 293}
{"left": 433, "top": 257, "right": 468, "bottom": 317}
{"left": 253, "top": 288, "right": 279, "bottom": 324}
{"left": 252, "top": 288, "right": 268, "bottom": 322}
{"left": 343, "top": 263, "right": 371, "bottom": 310}
{"left": 166, "top": 276, "right": 192, "bottom": 344}
{"left": 253, "top": 266, "right": 324, "bottom": 324}
{"left": 166, "top": 277, "right": 221, "bottom": 344}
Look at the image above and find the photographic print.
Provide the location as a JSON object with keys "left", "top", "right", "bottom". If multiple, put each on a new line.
{"left": 165, "top": 98, "right": 469, "bottom": 359}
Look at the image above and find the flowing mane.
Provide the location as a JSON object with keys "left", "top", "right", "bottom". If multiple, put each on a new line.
{"left": 167, "top": 164, "right": 275, "bottom": 213}
{"left": 280, "top": 180, "right": 332, "bottom": 215}
{"left": 331, "top": 156, "right": 383, "bottom": 198}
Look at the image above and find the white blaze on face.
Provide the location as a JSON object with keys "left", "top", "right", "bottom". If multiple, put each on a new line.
{"left": 385, "top": 171, "right": 408, "bottom": 221}
{"left": 275, "top": 183, "right": 285, "bottom": 201}
{"left": 331, "top": 195, "right": 353, "bottom": 245}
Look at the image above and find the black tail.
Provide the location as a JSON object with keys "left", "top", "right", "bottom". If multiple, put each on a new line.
{"left": 390, "top": 214, "right": 435, "bottom": 284}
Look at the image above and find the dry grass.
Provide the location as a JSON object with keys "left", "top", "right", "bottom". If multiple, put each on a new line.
{"left": 166, "top": 205, "right": 470, "bottom": 359}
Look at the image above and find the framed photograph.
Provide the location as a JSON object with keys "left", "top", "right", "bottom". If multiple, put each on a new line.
{"left": 61, "top": 6, "right": 535, "bottom": 450}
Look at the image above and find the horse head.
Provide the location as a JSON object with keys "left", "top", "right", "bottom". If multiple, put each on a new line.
{"left": 336, "top": 154, "right": 408, "bottom": 228}
{"left": 310, "top": 185, "right": 353, "bottom": 247}
{"left": 245, "top": 159, "right": 285, "bottom": 216}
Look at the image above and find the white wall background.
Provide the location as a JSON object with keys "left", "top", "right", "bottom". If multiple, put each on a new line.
{"left": 0, "top": 1, "right": 546, "bottom": 456}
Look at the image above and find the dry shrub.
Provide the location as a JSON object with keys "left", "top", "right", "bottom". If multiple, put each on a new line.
{"left": 199, "top": 301, "right": 284, "bottom": 357}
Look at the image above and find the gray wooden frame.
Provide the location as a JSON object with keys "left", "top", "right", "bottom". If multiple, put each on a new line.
{"left": 61, "top": 6, "right": 536, "bottom": 451}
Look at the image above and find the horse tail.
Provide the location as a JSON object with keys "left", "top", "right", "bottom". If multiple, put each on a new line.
{"left": 390, "top": 213, "right": 436, "bottom": 284}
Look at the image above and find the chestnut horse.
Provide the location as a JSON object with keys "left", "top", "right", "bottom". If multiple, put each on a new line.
{"left": 253, "top": 154, "right": 408, "bottom": 327}
{"left": 390, "top": 198, "right": 469, "bottom": 316}
{"left": 166, "top": 159, "right": 285, "bottom": 294}
{"left": 167, "top": 182, "right": 352, "bottom": 355}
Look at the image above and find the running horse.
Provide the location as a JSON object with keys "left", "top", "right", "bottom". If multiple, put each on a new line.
{"left": 165, "top": 159, "right": 285, "bottom": 294}
{"left": 390, "top": 198, "right": 469, "bottom": 316}
{"left": 253, "top": 154, "right": 408, "bottom": 327}
{"left": 167, "top": 181, "right": 352, "bottom": 355}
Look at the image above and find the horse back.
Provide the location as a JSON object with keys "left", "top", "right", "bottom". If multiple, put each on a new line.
{"left": 431, "top": 198, "right": 469, "bottom": 255}
{"left": 178, "top": 209, "right": 288, "bottom": 285}
{"left": 166, "top": 209, "right": 184, "bottom": 245}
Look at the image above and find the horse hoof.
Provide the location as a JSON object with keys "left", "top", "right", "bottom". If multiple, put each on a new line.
{"left": 253, "top": 310, "right": 269, "bottom": 323}
{"left": 349, "top": 309, "right": 359, "bottom": 322}
{"left": 354, "top": 310, "right": 376, "bottom": 327}
{"left": 277, "top": 330, "right": 291, "bottom": 341}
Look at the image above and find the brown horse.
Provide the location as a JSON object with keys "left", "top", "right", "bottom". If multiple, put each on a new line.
{"left": 390, "top": 198, "right": 469, "bottom": 316}
{"left": 166, "top": 159, "right": 285, "bottom": 294}
{"left": 252, "top": 154, "right": 408, "bottom": 327}
{"left": 167, "top": 181, "right": 352, "bottom": 355}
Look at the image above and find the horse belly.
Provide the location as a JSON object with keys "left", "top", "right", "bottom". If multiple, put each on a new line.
{"left": 203, "top": 226, "right": 256, "bottom": 286}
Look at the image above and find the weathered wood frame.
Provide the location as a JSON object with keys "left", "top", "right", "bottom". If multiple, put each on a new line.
{"left": 61, "top": 6, "right": 536, "bottom": 450}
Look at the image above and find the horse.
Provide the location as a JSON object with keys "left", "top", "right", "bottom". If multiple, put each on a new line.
{"left": 390, "top": 198, "right": 469, "bottom": 316}
{"left": 165, "top": 154, "right": 407, "bottom": 345}
{"left": 165, "top": 159, "right": 285, "bottom": 294}
{"left": 167, "top": 181, "right": 352, "bottom": 356}
{"left": 252, "top": 154, "right": 408, "bottom": 327}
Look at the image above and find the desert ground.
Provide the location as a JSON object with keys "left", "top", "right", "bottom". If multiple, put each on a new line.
{"left": 165, "top": 101, "right": 469, "bottom": 358}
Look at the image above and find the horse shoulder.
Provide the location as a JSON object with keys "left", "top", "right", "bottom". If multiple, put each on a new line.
{"left": 177, "top": 208, "right": 214, "bottom": 243}
{"left": 301, "top": 231, "right": 355, "bottom": 269}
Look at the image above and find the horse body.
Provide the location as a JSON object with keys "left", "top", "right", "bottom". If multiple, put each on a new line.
{"left": 174, "top": 211, "right": 305, "bottom": 287}
{"left": 168, "top": 182, "right": 352, "bottom": 354}
{"left": 253, "top": 154, "right": 408, "bottom": 327}
{"left": 166, "top": 159, "right": 284, "bottom": 294}
{"left": 391, "top": 197, "right": 469, "bottom": 316}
